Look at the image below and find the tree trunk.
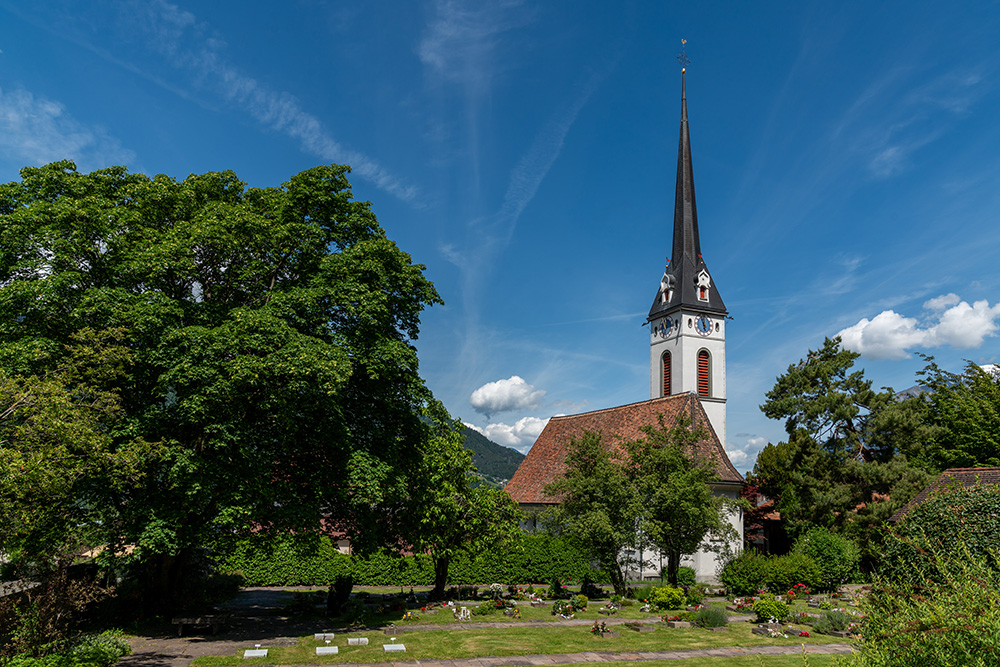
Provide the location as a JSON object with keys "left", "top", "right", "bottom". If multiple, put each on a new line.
{"left": 606, "top": 559, "right": 628, "bottom": 597}
{"left": 431, "top": 554, "right": 450, "bottom": 600}
{"left": 665, "top": 551, "right": 680, "bottom": 587}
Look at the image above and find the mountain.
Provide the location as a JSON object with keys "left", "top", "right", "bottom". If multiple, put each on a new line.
{"left": 461, "top": 426, "right": 524, "bottom": 487}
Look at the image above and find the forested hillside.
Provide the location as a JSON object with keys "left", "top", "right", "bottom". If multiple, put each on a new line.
{"left": 462, "top": 426, "right": 525, "bottom": 487}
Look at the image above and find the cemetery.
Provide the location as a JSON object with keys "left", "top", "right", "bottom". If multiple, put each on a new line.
{"left": 166, "top": 580, "right": 857, "bottom": 667}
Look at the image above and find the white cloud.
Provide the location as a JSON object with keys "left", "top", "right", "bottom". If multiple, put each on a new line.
{"left": 837, "top": 295, "right": 1000, "bottom": 360}
{"left": 465, "top": 416, "right": 549, "bottom": 451}
{"left": 725, "top": 436, "right": 767, "bottom": 472}
{"left": 469, "top": 375, "right": 546, "bottom": 417}
{"left": 924, "top": 293, "right": 961, "bottom": 310}
{"left": 0, "top": 87, "right": 135, "bottom": 170}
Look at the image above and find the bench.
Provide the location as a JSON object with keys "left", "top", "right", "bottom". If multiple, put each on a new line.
{"left": 171, "top": 615, "right": 230, "bottom": 637}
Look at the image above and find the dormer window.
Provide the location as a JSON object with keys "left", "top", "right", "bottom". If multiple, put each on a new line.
{"left": 696, "top": 270, "right": 711, "bottom": 302}
{"left": 660, "top": 271, "right": 675, "bottom": 304}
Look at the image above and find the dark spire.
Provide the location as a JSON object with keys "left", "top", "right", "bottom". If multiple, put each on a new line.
{"left": 647, "top": 67, "right": 727, "bottom": 322}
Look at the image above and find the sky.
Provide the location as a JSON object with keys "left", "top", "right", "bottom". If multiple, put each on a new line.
{"left": 2, "top": 0, "right": 999, "bottom": 473}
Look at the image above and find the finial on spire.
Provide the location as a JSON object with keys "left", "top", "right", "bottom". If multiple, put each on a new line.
{"left": 677, "top": 38, "right": 690, "bottom": 72}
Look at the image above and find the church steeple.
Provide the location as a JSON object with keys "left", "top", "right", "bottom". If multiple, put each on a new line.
{"left": 647, "top": 53, "right": 728, "bottom": 446}
{"left": 647, "top": 68, "right": 726, "bottom": 323}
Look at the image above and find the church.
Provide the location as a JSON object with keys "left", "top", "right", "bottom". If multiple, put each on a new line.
{"left": 504, "top": 67, "right": 744, "bottom": 582}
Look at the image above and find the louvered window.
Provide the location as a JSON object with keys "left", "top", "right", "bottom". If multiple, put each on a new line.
{"left": 697, "top": 350, "right": 710, "bottom": 396}
{"left": 662, "top": 352, "right": 671, "bottom": 397}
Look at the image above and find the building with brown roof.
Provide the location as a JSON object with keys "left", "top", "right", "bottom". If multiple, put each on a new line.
{"left": 890, "top": 467, "right": 1000, "bottom": 523}
{"left": 505, "top": 64, "right": 744, "bottom": 582}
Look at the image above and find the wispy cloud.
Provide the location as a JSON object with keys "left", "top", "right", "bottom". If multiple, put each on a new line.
{"left": 0, "top": 87, "right": 135, "bottom": 171}
{"left": 8, "top": 0, "right": 417, "bottom": 202}
{"left": 419, "top": 0, "right": 527, "bottom": 91}
{"left": 836, "top": 67, "right": 986, "bottom": 179}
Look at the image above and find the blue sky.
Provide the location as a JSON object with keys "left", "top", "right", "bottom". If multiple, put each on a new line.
{"left": 2, "top": 1, "right": 999, "bottom": 472}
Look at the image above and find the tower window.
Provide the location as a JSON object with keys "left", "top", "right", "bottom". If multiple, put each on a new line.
{"left": 662, "top": 351, "right": 672, "bottom": 397}
{"left": 697, "top": 350, "right": 710, "bottom": 397}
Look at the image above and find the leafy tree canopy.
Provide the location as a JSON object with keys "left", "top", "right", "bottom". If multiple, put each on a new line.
{"left": 754, "top": 337, "right": 933, "bottom": 548}
{"left": 912, "top": 357, "right": 1000, "bottom": 468}
{"left": 0, "top": 161, "right": 441, "bottom": 609}
{"left": 544, "top": 430, "right": 641, "bottom": 596}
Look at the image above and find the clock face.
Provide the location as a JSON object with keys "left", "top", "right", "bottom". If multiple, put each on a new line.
{"left": 656, "top": 318, "right": 674, "bottom": 339}
{"left": 695, "top": 314, "right": 713, "bottom": 336}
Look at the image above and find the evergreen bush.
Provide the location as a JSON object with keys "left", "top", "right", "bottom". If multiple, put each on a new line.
{"left": 719, "top": 550, "right": 768, "bottom": 596}
{"left": 752, "top": 598, "right": 790, "bottom": 622}
{"left": 764, "top": 552, "right": 823, "bottom": 594}
{"left": 793, "top": 527, "right": 860, "bottom": 591}
{"left": 213, "top": 532, "right": 599, "bottom": 586}
{"left": 650, "top": 586, "right": 685, "bottom": 610}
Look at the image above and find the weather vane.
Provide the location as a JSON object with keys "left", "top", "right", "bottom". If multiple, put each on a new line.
{"left": 677, "top": 38, "right": 690, "bottom": 71}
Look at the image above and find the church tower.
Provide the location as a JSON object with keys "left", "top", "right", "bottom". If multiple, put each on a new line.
{"left": 647, "top": 67, "right": 728, "bottom": 447}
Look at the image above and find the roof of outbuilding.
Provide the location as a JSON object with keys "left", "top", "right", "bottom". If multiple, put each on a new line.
{"left": 889, "top": 466, "right": 1000, "bottom": 522}
{"left": 504, "top": 392, "right": 743, "bottom": 505}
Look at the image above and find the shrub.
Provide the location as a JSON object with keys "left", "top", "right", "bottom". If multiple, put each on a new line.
{"left": 764, "top": 552, "right": 823, "bottom": 594}
{"left": 840, "top": 536, "right": 1000, "bottom": 667}
{"left": 571, "top": 594, "right": 588, "bottom": 611}
{"left": 691, "top": 606, "right": 728, "bottom": 628}
{"left": 812, "top": 610, "right": 850, "bottom": 635}
{"left": 882, "top": 485, "right": 1000, "bottom": 585}
{"left": 473, "top": 600, "right": 502, "bottom": 616}
{"left": 676, "top": 566, "right": 697, "bottom": 587}
{"left": 650, "top": 586, "right": 685, "bottom": 610}
{"left": 631, "top": 584, "right": 657, "bottom": 602}
{"left": 752, "top": 598, "right": 790, "bottom": 622}
{"left": 685, "top": 583, "right": 706, "bottom": 605}
{"left": 793, "top": 527, "right": 860, "bottom": 591}
{"left": 719, "top": 550, "right": 767, "bottom": 596}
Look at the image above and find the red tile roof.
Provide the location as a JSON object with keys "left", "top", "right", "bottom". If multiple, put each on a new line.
{"left": 890, "top": 467, "right": 1000, "bottom": 522}
{"left": 504, "top": 392, "right": 743, "bottom": 505}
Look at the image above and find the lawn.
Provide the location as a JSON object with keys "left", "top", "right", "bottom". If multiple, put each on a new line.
{"left": 190, "top": 616, "right": 850, "bottom": 666}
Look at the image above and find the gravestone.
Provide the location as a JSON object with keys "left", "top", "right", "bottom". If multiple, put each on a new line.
{"left": 347, "top": 638, "right": 369, "bottom": 646}
{"left": 243, "top": 649, "right": 268, "bottom": 659}
{"left": 314, "top": 633, "right": 335, "bottom": 641}
{"left": 598, "top": 631, "right": 620, "bottom": 638}
{"left": 315, "top": 647, "right": 338, "bottom": 655}
{"left": 383, "top": 644, "right": 406, "bottom": 653}
{"left": 666, "top": 621, "right": 690, "bottom": 628}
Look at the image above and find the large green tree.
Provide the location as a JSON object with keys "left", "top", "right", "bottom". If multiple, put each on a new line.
{"left": 912, "top": 358, "right": 1000, "bottom": 468}
{"left": 404, "top": 404, "right": 523, "bottom": 599}
{"left": 0, "top": 161, "right": 441, "bottom": 610}
{"left": 754, "top": 338, "right": 932, "bottom": 546}
{"left": 544, "top": 431, "right": 641, "bottom": 596}
{"left": 628, "top": 416, "right": 742, "bottom": 587}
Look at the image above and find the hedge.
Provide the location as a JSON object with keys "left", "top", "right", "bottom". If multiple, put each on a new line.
{"left": 212, "top": 533, "right": 601, "bottom": 586}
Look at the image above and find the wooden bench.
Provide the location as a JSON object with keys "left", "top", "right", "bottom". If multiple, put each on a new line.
{"left": 171, "top": 615, "right": 230, "bottom": 637}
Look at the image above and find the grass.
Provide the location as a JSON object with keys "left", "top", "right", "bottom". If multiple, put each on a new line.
{"left": 190, "top": 617, "right": 849, "bottom": 666}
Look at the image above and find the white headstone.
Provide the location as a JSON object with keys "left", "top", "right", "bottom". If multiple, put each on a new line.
{"left": 383, "top": 644, "right": 406, "bottom": 653}
{"left": 315, "top": 647, "right": 338, "bottom": 655}
{"left": 313, "top": 633, "right": 335, "bottom": 641}
{"left": 243, "top": 649, "right": 268, "bottom": 659}
{"left": 347, "top": 638, "right": 369, "bottom": 646}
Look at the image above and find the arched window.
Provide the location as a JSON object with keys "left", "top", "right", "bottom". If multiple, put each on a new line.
{"left": 697, "top": 349, "right": 710, "bottom": 397}
{"left": 662, "top": 351, "right": 672, "bottom": 397}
